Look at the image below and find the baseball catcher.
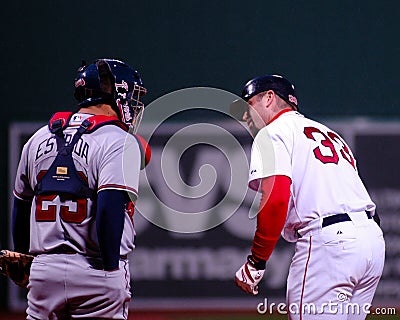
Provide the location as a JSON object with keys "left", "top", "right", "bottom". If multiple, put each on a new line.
{"left": 11, "top": 58, "right": 149, "bottom": 319}
{"left": 0, "top": 250, "right": 34, "bottom": 287}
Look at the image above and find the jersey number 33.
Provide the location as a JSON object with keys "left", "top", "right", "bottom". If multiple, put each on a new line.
{"left": 304, "top": 126, "right": 356, "bottom": 169}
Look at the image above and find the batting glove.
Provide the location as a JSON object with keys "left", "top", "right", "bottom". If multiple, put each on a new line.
{"left": 235, "top": 255, "right": 266, "bottom": 295}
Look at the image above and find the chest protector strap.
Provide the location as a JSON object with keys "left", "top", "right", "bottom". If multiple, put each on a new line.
{"left": 34, "top": 112, "right": 128, "bottom": 200}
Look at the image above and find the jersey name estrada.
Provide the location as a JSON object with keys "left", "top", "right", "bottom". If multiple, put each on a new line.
{"left": 13, "top": 113, "right": 141, "bottom": 256}
{"left": 248, "top": 111, "right": 375, "bottom": 242}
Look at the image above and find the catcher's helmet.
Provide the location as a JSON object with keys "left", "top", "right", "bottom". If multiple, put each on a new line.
{"left": 230, "top": 74, "right": 298, "bottom": 121}
{"left": 74, "top": 59, "right": 147, "bottom": 133}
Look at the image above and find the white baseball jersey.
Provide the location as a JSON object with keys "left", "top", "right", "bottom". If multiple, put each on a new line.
{"left": 248, "top": 110, "right": 376, "bottom": 242}
{"left": 13, "top": 113, "right": 141, "bottom": 256}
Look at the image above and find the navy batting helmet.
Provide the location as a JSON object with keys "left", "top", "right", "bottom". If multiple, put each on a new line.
{"left": 74, "top": 59, "right": 147, "bottom": 132}
{"left": 230, "top": 74, "right": 298, "bottom": 121}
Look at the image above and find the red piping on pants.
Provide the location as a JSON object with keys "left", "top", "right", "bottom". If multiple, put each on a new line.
{"left": 299, "top": 236, "right": 312, "bottom": 320}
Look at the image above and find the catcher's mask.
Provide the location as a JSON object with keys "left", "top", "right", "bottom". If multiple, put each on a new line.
{"left": 74, "top": 58, "right": 147, "bottom": 133}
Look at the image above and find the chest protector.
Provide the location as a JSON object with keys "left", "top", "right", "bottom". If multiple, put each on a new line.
{"left": 34, "top": 112, "right": 130, "bottom": 200}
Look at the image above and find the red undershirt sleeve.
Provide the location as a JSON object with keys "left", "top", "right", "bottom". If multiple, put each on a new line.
{"left": 251, "top": 175, "right": 292, "bottom": 262}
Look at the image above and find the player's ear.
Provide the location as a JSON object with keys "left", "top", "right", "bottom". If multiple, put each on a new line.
{"left": 263, "top": 90, "right": 275, "bottom": 105}
{"left": 264, "top": 90, "right": 284, "bottom": 110}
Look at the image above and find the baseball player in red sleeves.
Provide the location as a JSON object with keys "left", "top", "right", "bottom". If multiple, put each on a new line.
{"left": 231, "top": 75, "right": 385, "bottom": 319}
{"left": 12, "top": 59, "right": 150, "bottom": 319}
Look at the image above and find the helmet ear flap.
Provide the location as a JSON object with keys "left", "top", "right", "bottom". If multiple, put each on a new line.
{"left": 95, "top": 59, "right": 120, "bottom": 115}
{"left": 96, "top": 59, "right": 115, "bottom": 96}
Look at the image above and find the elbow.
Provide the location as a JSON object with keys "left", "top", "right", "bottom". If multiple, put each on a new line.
{"left": 260, "top": 195, "right": 289, "bottom": 213}
{"left": 273, "top": 196, "right": 289, "bottom": 212}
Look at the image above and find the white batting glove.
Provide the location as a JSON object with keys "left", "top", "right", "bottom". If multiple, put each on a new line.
{"left": 235, "top": 255, "right": 265, "bottom": 295}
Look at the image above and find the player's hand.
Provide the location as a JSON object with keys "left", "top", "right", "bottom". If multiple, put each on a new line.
{"left": 235, "top": 256, "right": 265, "bottom": 295}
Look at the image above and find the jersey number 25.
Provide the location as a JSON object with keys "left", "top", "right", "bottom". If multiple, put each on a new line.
{"left": 35, "top": 195, "right": 87, "bottom": 223}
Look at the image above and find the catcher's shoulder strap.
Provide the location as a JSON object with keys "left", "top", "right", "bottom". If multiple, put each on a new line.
{"left": 35, "top": 112, "right": 128, "bottom": 199}
{"left": 48, "top": 112, "right": 129, "bottom": 134}
{"left": 48, "top": 112, "right": 74, "bottom": 134}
